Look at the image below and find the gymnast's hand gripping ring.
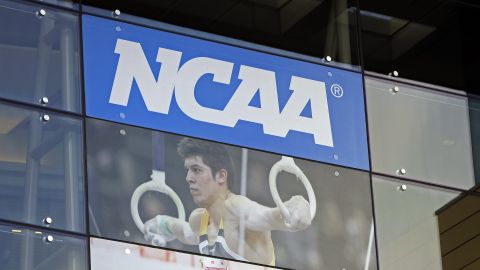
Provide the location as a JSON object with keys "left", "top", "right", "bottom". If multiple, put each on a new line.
{"left": 269, "top": 156, "right": 316, "bottom": 227}
{"left": 131, "top": 170, "right": 186, "bottom": 242}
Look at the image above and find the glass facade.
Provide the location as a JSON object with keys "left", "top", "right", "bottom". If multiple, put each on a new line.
{"left": 0, "top": 0, "right": 479, "bottom": 270}
{"left": 372, "top": 175, "right": 459, "bottom": 270}
{"left": 0, "top": 0, "right": 82, "bottom": 113}
{"left": 360, "top": 0, "right": 480, "bottom": 91}
{"left": 0, "top": 102, "right": 85, "bottom": 233}
{"left": 0, "top": 222, "right": 87, "bottom": 270}
{"left": 366, "top": 76, "right": 475, "bottom": 189}
{"left": 83, "top": 0, "right": 361, "bottom": 70}
{"left": 90, "top": 237, "right": 279, "bottom": 270}
{"left": 86, "top": 118, "right": 376, "bottom": 270}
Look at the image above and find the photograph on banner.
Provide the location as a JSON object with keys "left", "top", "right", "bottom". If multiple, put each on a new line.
{"left": 86, "top": 118, "right": 376, "bottom": 270}
{"left": 91, "top": 237, "right": 279, "bottom": 270}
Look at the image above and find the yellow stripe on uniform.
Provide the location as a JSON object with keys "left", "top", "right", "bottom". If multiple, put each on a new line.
{"left": 199, "top": 209, "right": 210, "bottom": 235}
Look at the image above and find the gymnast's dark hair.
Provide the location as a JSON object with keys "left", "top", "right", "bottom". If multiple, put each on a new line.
{"left": 177, "top": 137, "right": 235, "bottom": 190}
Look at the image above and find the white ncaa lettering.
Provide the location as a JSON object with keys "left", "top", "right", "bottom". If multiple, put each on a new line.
{"left": 110, "top": 39, "right": 181, "bottom": 114}
{"left": 109, "top": 38, "right": 334, "bottom": 147}
{"left": 175, "top": 57, "right": 234, "bottom": 125}
{"left": 224, "top": 65, "right": 281, "bottom": 133}
{"left": 279, "top": 76, "right": 333, "bottom": 147}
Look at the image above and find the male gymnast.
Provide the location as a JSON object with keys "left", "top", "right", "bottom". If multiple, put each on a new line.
{"left": 144, "top": 138, "right": 311, "bottom": 266}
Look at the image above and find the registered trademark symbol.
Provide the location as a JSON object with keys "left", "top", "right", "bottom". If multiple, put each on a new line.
{"left": 331, "top": 84, "right": 344, "bottom": 98}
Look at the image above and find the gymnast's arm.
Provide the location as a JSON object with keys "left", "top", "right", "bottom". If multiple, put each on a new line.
{"left": 168, "top": 209, "right": 202, "bottom": 245}
{"left": 143, "top": 210, "right": 201, "bottom": 245}
{"left": 225, "top": 194, "right": 312, "bottom": 232}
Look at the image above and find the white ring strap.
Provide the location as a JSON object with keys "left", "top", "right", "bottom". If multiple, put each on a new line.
{"left": 131, "top": 170, "right": 186, "bottom": 236}
{"left": 269, "top": 156, "right": 316, "bottom": 227}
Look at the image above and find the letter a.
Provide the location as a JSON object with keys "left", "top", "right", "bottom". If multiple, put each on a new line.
{"left": 279, "top": 76, "right": 333, "bottom": 147}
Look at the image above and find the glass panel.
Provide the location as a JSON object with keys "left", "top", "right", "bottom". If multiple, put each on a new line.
{"left": 0, "top": 102, "right": 85, "bottom": 233}
{"left": 0, "top": 222, "right": 87, "bottom": 270}
{"left": 360, "top": 0, "right": 480, "bottom": 92}
{"left": 469, "top": 97, "right": 480, "bottom": 184}
{"left": 87, "top": 118, "right": 377, "bottom": 270}
{"left": 366, "top": 76, "right": 475, "bottom": 189}
{"left": 83, "top": 0, "right": 361, "bottom": 69}
{"left": 91, "top": 237, "right": 281, "bottom": 270}
{"left": 0, "top": 0, "right": 81, "bottom": 113}
{"left": 372, "top": 175, "right": 460, "bottom": 270}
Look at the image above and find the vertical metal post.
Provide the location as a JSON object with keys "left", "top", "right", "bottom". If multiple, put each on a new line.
{"left": 336, "top": 0, "right": 351, "bottom": 64}
{"left": 21, "top": 12, "right": 55, "bottom": 270}
{"left": 324, "top": 2, "right": 337, "bottom": 58}
{"left": 237, "top": 148, "right": 248, "bottom": 257}
{"left": 60, "top": 19, "right": 82, "bottom": 270}
{"left": 61, "top": 22, "right": 80, "bottom": 232}
{"left": 324, "top": 0, "right": 352, "bottom": 64}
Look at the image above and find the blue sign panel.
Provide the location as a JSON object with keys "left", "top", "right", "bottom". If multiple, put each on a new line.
{"left": 83, "top": 15, "right": 369, "bottom": 170}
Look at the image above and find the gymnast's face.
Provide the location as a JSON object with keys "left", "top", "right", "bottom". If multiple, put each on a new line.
{"left": 184, "top": 156, "right": 225, "bottom": 207}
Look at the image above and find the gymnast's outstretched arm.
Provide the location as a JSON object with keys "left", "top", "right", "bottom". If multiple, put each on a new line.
{"left": 225, "top": 194, "right": 312, "bottom": 232}
{"left": 144, "top": 212, "right": 199, "bottom": 245}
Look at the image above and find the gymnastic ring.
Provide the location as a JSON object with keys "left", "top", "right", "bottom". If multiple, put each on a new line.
{"left": 269, "top": 156, "right": 316, "bottom": 227}
{"left": 131, "top": 170, "right": 186, "bottom": 237}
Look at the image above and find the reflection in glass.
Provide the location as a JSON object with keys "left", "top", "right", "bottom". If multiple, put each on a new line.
{"left": 360, "top": 1, "right": 480, "bottom": 91}
{"left": 91, "top": 237, "right": 279, "bottom": 270}
{"left": 436, "top": 187, "right": 480, "bottom": 270}
{"left": 0, "top": 0, "right": 81, "bottom": 112}
{"left": 372, "top": 175, "right": 459, "bottom": 270}
{"left": 35, "top": 0, "right": 79, "bottom": 10}
{"left": 366, "top": 76, "right": 475, "bottom": 189}
{"left": 86, "top": 118, "right": 377, "bottom": 270}
{"left": 0, "top": 222, "right": 87, "bottom": 270}
{"left": 83, "top": 0, "right": 361, "bottom": 69}
{"left": 0, "top": 103, "right": 85, "bottom": 233}
{"left": 469, "top": 97, "right": 480, "bottom": 184}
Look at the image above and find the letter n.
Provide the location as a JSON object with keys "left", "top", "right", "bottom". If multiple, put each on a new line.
{"left": 109, "top": 39, "right": 182, "bottom": 114}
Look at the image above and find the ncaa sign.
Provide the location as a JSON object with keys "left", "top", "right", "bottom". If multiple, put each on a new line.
{"left": 83, "top": 15, "right": 369, "bottom": 170}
